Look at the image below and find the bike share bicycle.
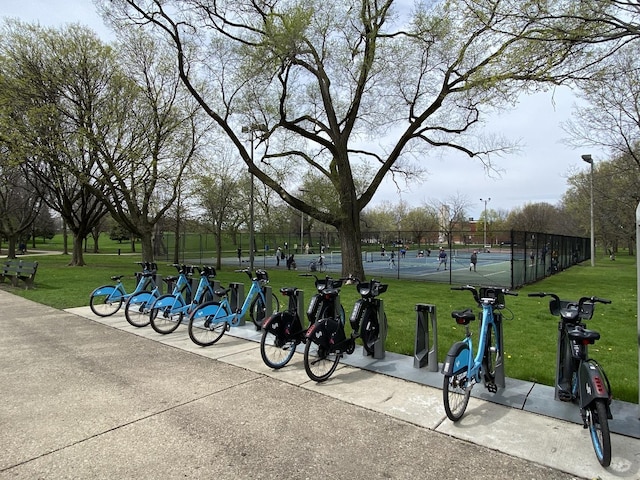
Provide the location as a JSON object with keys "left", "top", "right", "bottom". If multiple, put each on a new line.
{"left": 89, "top": 262, "right": 159, "bottom": 317}
{"left": 187, "top": 269, "right": 280, "bottom": 347}
{"left": 303, "top": 276, "right": 387, "bottom": 382}
{"left": 259, "top": 273, "right": 345, "bottom": 369}
{"left": 442, "top": 285, "right": 517, "bottom": 421}
{"left": 528, "top": 292, "right": 613, "bottom": 466}
{"left": 308, "top": 255, "right": 326, "bottom": 273}
{"left": 149, "top": 265, "right": 217, "bottom": 334}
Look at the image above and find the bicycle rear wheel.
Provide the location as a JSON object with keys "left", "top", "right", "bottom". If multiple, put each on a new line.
{"left": 89, "top": 286, "right": 123, "bottom": 317}
{"left": 149, "top": 294, "right": 184, "bottom": 334}
{"left": 250, "top": 293, "right": 280, "bottom": 329}
{"left": 260, "top": 329, "right": 298, "bottom": 369}
{"left": 188, "top": 302, "right": 230, "bottom": 346}
{"left": 587, "top": 399, "right": 612, "bottom": 467}
{"left": 443, "top": 370, "right": 471, "bottom": 421}
{"left": 303, "top": 340, "right": 340, "bottom": 382}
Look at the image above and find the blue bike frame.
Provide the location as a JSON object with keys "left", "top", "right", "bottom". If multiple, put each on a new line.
{"left": 190, "top": 277, "right": 267, "bottom": 327}
{"left": 442, "top": 299, "right": 500, "bottom": 387}
{"left": 152, "top": 273, "right": 214, "bottom": 316}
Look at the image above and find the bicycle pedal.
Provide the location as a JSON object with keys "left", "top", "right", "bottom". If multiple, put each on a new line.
{"left": 486, "top": 382, "right": 497, "bottom": 393}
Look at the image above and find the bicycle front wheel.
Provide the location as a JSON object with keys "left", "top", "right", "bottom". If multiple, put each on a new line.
{"left": 89, "top": 286, "right": 123, "bottom": 317}
{"left": 303, "top": 340, "right": 340, "bottom": 382}
{"left": 587, "top": 399, "right": 612, "bottom": 467}
{"left": 150, "top": 295, "right": 184, "bottom": 334}
{"left": 482, "top": 323, "right": 500, "bottom": 386}
{"left": 360, "top": 309, "right": 384, "bottom": 356}
{"left": 188, "top": 302, "right": 230, "bottom": 347}
{"left": 318, "top": 262, "right": 326, "bottom": 273}
{"left": 260, "top": 329, "right": 298, "bottom": 369}
{"left": 443, "top": 370, "right": 471, "bottom": 421}
{"left": 250, "top": 293, "right": 280, "bottom": 329}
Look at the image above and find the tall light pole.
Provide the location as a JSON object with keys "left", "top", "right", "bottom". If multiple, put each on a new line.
{"left": 242, "top": 124, "right": 268, "bottom": 271}
{"left": 480, "top": 197, "right": 491, "bottom": 249}
{"left": 582, "top": 154, "right": 595, "bottom": 267}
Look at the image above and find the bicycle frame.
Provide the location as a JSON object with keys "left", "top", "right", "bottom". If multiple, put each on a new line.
{"left": 442, "top": 301, "right": 497, "bottom": 387}
{"left": 153, "top": 268, "right": 215, "bottom": 316}
{"left": 191, "top": 277, "right": 267, "bottom": 327}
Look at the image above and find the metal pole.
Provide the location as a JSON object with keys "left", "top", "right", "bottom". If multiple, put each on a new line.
{"left": 636, "top": 202, "right": 640, "bottom": 407}
{"left": 249, "top": 134, "right": 255, "bottom": 272}
{"left": 582, "top": 154, "right": 595, "bottom": 266}
{"left": 480, "top": 197, "right": 490, "bottom": 248}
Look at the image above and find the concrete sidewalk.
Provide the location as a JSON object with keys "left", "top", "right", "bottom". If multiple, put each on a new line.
{"left": 1, "top": 290, "right": 638, "bottom": 479}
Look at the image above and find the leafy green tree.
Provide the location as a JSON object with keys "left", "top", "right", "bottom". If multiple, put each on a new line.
{"left": 103, "top": 0, "right": 613, "bottom": 278}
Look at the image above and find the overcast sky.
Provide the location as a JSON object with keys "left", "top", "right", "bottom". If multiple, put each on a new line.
{"left": 1, "top": 0, "right": 603, "bottom": 219}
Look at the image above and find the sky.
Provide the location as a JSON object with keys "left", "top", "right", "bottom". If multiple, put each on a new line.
{"left": 1, "top": 0, "right": 603, "bottom": 220}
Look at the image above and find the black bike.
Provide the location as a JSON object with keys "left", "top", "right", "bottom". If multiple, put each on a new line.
{"left": 528, "top": 292, "right": 613, "bottom": 467}
{"left": 303, "top": 277, "right": 387, "bottom": 382}
{"left": 260, "top": 274, "right": 345, "bottom": 369}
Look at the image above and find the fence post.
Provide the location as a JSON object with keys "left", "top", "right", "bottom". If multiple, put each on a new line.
{"left": 414, "top": 303, "right": 438, "bottom": 371}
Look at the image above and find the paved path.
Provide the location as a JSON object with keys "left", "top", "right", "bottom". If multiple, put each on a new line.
{"left": 1, "top": 290, "right": 638, "bottom": 479}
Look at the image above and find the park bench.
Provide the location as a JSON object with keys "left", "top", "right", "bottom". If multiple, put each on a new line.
{"left": 0, "top": 259, "right": 39, "bottom": 289}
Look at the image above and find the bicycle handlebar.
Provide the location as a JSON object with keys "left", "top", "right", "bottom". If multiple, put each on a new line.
{"left": 452, "top": 285, "right": 517, "bottom": 306}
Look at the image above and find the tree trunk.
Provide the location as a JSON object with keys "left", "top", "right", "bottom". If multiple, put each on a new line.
{"left": 69, "top": 233, "right": 86, "bottom": 266}
{"left": 215, "top": 228, "right": 223, "bottom": 270}
{"left": 139, "top": 231, "right": 154, "bottom": 263}
{"left": 337, "top": 221, "right": 365, "bottom": 280}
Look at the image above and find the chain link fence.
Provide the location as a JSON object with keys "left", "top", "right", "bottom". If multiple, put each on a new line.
{"left": 155, "top": 230, "right": 589, "bottom": 289}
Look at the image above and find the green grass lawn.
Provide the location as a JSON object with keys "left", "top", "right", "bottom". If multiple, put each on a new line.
{"left": 5, "top": 250, "right": 638, "bottom": 404}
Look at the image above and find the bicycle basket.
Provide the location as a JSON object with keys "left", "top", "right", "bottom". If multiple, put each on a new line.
{"left": 255, "top": 269, "right": 269, "bottom": 282}
{"left": 357, "top": 281, "right": 388, "bottom": 298}
{"left": 479, "top": 287, "right": 504, "bottom": 305}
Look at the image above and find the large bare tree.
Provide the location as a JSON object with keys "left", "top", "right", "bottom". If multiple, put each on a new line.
{"left": 102, "top": 0, "right": 610, "bottom": 278}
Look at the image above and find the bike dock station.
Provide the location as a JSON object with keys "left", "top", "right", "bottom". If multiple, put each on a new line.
{"left": 367, "top": 298, "right": 387, "bottom": 359}
{"left": 229, "top": 282, "right": 245, "bottom": 325}
{"left": 413, "top": 303, "right": 438, "bottom": 372}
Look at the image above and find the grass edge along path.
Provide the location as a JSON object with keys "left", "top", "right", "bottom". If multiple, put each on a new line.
{"left": 4, "top": 251, "right": 638, "bottom": 404}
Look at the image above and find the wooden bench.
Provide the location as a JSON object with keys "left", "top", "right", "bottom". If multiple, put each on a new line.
{"left": 1, "top": 259, "right": 39, "bottom": 289}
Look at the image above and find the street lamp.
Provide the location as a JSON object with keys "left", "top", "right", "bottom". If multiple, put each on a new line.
{"left": 298, "top": 189, "right": 308, "bottom": 256}
{"left": 582, "top": 154, "right": 595, "bottom": 267}
{"left": 242, "top": 123, "right": 268, "bottom": 271}
{"left": 480, "top": 197, "right": 491, "bottom": 250}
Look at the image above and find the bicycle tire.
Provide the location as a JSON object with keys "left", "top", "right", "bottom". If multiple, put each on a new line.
{"left": 360, "top": 308, "right": 384, "bottom": 356}
{"left": 482, "top": 323, "right": 500, "bottom": 386}
{"left": 443, "top": 369, "right": 471, "bottom": 421}
{"left": 188, "top": 301, "right": 230, "bottom": 347}
{"left": 260, "top": 329, "right": 298, "bottom": 369}
{"left": 317, "top": 303, "right": 346, "bottom": 326}
{"left": 89, "top": 286, "right": 123, "bottom": 317}
{"left": 149, "top": 294, "right": 184, "bottom": 334}
{"left": 124, "top": 292, "right": 156, "bottom": 327}
{"left": 303, "top": 339, "right": 340, "bottom": 382}
{"left": 250, "top": 292, "right": 280, "bottom": 329}
{"left": 587, "top": 399, "right": 612, "bottom": 467}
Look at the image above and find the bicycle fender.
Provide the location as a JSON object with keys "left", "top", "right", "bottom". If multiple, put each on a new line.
{"left": 263, "top": 312, "right": 284, "bottom": 333}
{"left": 92, "top": 285, "right": 118, "bottom": 297}
{"left": 578, "top": 360, "right": 611, "bottom": 410}
{"left": 153, "top": 296, "right": 182, "bottom": 309}
{"left": 442, "top": 341, "right": 470, "bottom": 376}
{"left": 128, "top": 291, "right": 155, "bottom": 305}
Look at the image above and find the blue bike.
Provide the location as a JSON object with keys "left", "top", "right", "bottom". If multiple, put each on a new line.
{"left": 187, "top": 269, "right": 279, "bottom": 347}
{"left": 442, "top": 285, "right": 517, "bottom": 421}
{"left": 124, "top": 263, "right": 185, "bottom": 328}
{"left": 89, "top": 262, "right": 158, "bottom": 317}
{"left": 149, "top": 265, "right": 217, "bottom": 334}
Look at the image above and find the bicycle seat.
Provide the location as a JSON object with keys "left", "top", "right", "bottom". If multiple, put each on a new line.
{"left": 280, "top": 287, "right": 297, "bottom": 296}
{"left": 163, "top": 276, "right": 179, "bottom": 282}
{"left": 451, "top": 308, "right": 475, "bottom": 325}
{"left": 568, "top": 326, "right": 600, "bottom": 344}
{"left": 214, "top": 287, "right": 230, "bottom": 297}
{"left": 110, "top": 275, "right": 124, "bottom": 281}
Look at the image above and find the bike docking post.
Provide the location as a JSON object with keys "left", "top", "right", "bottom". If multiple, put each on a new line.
{"left": 260, "top": 284, "right": 274, "bottom": 330}
{"left": 413, "top": 304, "right": 438, "bottom": 371}
{"left": 494, "top": 311, "right": 506, "bottom": 388}
{"left": 211, "top": 280, "right": 221, "bottom": 302}
{"left": 371, "top": 298, "right": 387, "bottom": 359}
{"left": 295, "top": 290, "right": 305, "bottom": 326}
{"left": 230, "top": 282, "right": 245, "bottom": 326}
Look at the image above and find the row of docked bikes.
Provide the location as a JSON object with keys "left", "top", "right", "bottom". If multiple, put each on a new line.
{"left": 90, "top": 262, "right": 615, "bottom": 467}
